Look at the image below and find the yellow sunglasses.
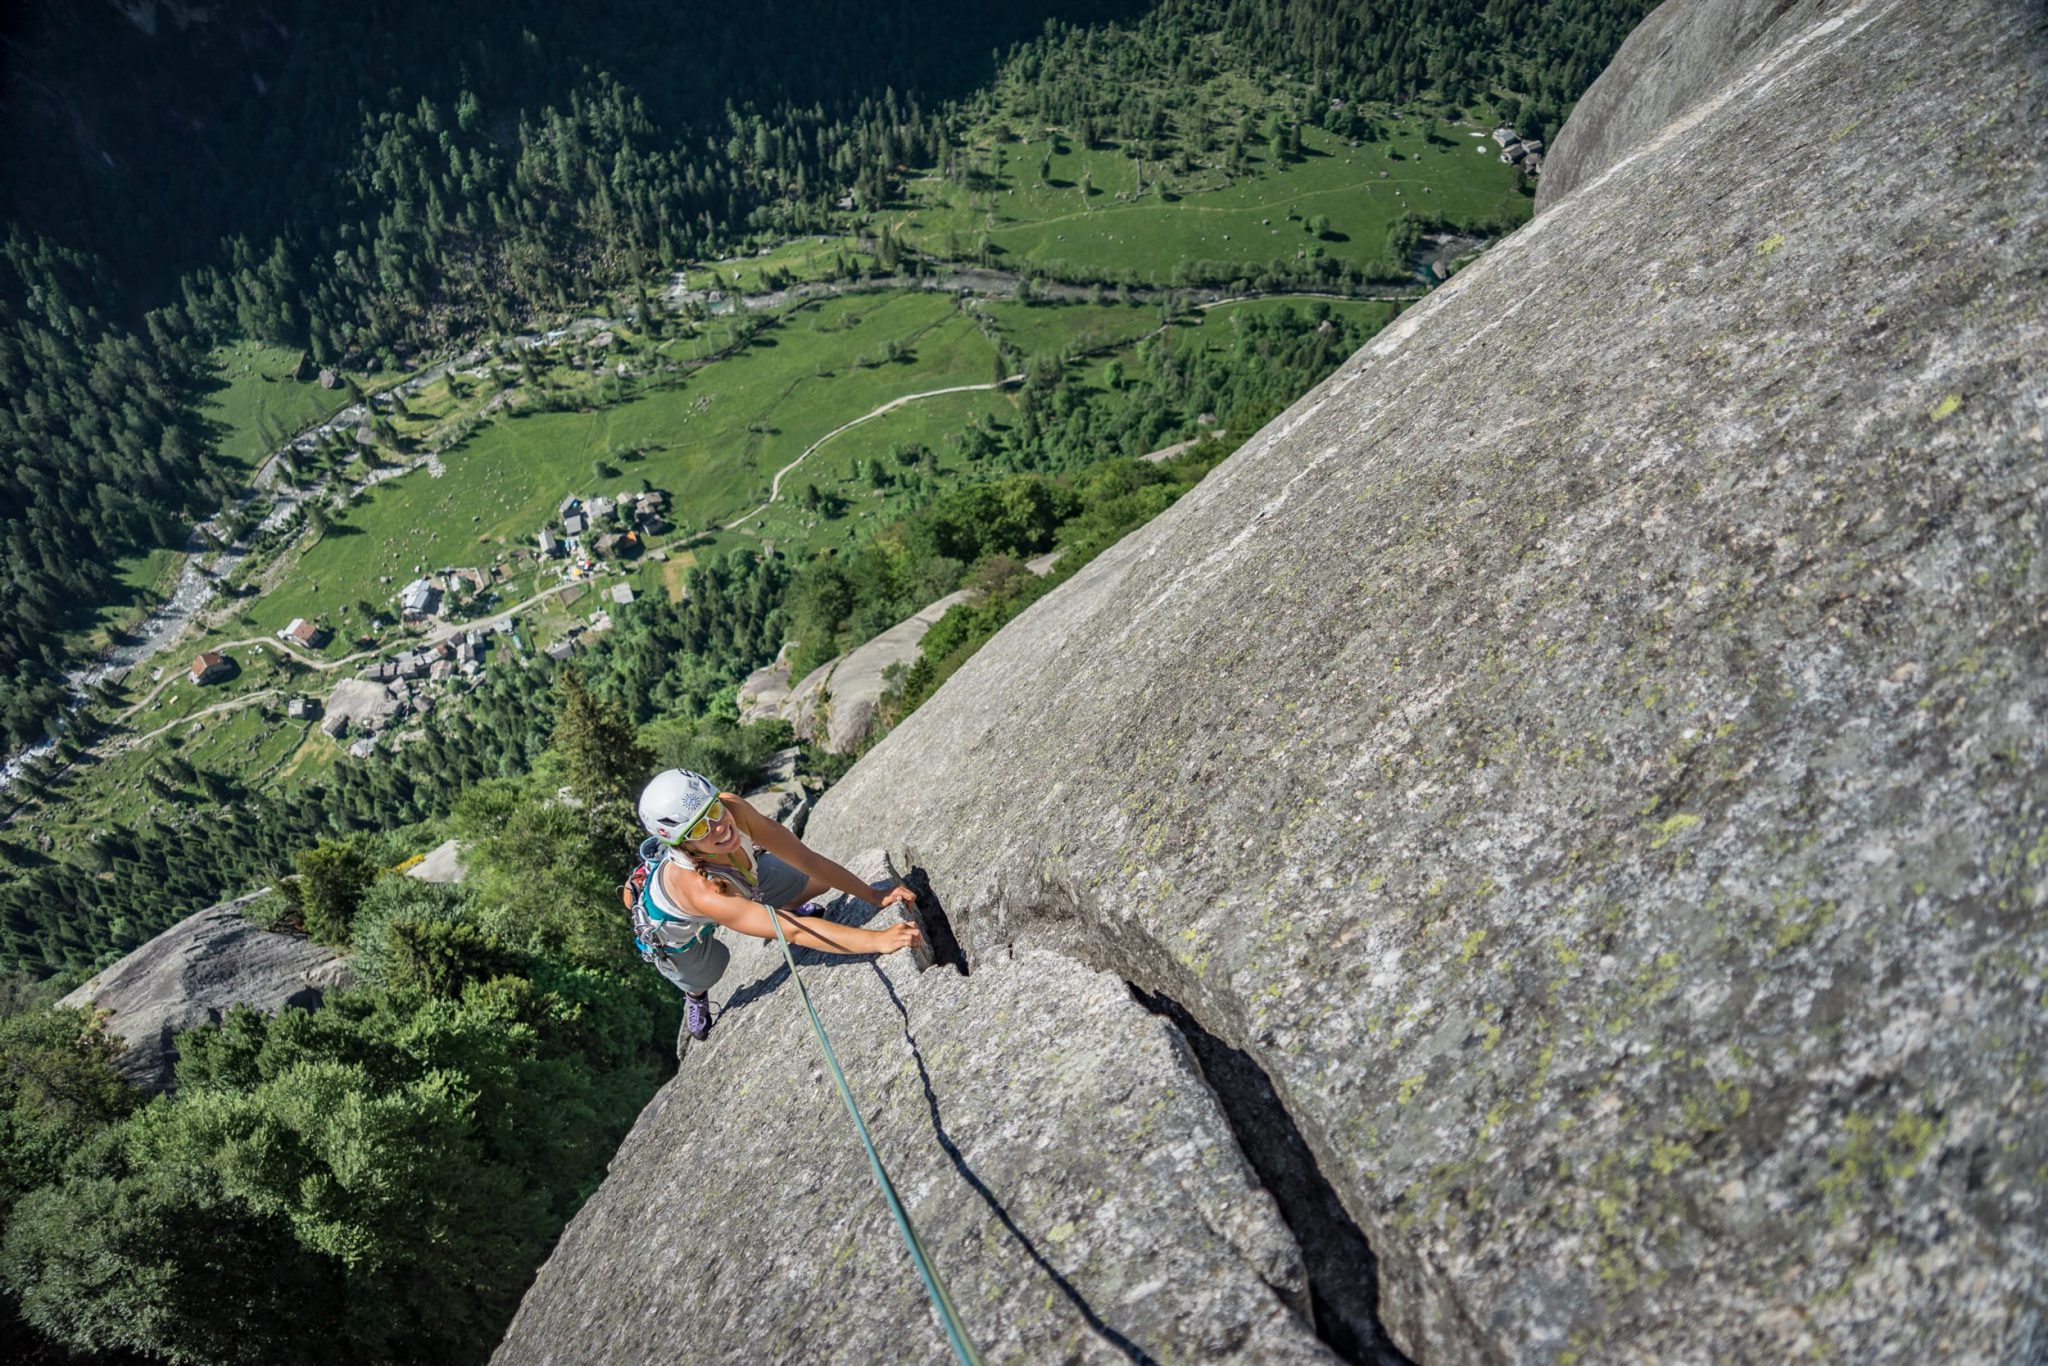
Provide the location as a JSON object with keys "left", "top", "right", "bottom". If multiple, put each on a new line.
{"left": 672, "top": 797, "right": 727, "bottom": 844}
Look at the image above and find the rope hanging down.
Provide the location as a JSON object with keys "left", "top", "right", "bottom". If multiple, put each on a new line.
{"left": 764, "top": 903, "right": 983, "bottom": 1366}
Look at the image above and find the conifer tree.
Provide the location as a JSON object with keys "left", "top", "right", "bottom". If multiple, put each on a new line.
{"left": 552, "top": 669, "right": 650, "bottom": 837}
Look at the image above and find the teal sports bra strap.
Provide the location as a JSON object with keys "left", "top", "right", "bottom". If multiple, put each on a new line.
{"left": 641, "top": 868, "right": 717, "bottom": 949}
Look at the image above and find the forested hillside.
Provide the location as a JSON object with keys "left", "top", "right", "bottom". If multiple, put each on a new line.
{"left": 0, "top": 0, "right": 1653, "bottom": 752}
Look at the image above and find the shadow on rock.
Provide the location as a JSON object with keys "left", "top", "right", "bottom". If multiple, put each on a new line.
{"left": 870, "top": 962, "right": 1161, "bottom": 1366}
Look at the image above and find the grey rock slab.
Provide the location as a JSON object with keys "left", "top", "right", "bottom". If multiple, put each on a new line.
{"left": 405, "top": 838, "right": 467, "bottom": 883}
{"left": 737, "top": 655, "right": 793, "bottom": 726}
{"left": 323, "top": 677, "right": 401, "bottom": 730}
{"left": 1535, "top": 0, "right": 1821, "bottom": 211}
{"left": 785, "top": 589, "right": 974, "bottom": 753}
{"left": 742, "top": 746, "right": 812, "bottom": 828}
{"left": 809, "top": 1, "right": 2048, "bottom": 1360}
{"left": 493, "top": 852, "right": 1330, "bottom": 1366}
{"left": 59, "top": 895, "right": 353, "bottom": 1093}
{"left": 741, "top": 783, "right": 808, "bottom": 828}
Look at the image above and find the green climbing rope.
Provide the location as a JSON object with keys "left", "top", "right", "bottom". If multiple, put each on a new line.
{"left": 765, "top": 905, "right": 983, "bottom": 1366}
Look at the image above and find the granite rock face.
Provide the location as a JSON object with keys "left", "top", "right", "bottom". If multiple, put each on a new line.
{"left": 740, "top": 745, "right": 814, "bottom": 829}
{"left": 806, "top": 1, "right": 2048, "bottom": 1360}
{"left": 493, "top": 853, "right": 1335, "bottom": 1365}
{"left": 1534, "top": 0, "right": 1816, "bottom": 211}
{"left": 59, "top": 895, "right": 353, "bottom": 1093}
{"left": 498, "top": 1, "right": 2045, "bottom": 1360}
{"left": 783, "top": 590, "right": 972, "bottom": 753}
{"left": 735, "top": 646, "right": 793, "bottom": 725}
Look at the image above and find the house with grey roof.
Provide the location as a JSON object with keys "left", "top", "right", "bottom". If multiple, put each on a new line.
{"left": 399, "top": 578, "right": 440, "bottom": 621}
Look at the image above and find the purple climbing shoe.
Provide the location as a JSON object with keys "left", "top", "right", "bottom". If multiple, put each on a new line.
{"left": 684, "top": 991, "right": 712, "bottom": 1042}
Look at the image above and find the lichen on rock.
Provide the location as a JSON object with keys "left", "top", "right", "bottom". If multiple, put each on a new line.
{"left": 806, "top": 0, "right": 2048, "bottom": 1358}
{"left": 498, "top": 0, "right": 2048, "bottom": 1359}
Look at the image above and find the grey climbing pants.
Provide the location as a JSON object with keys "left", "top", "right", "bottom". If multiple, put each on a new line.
{"left": 654, "top": 932, "right": 730, "bottom": 994}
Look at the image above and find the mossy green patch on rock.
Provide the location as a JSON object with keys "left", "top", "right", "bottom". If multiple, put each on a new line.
{"left": 527, "top": 1, "right": 2048, "bottom": 1361}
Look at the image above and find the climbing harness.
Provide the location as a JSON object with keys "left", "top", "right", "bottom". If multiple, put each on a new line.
{"left": 623, "top": 838, "right": 718, "bottom": 965}
{"left": 625, "top": 834, "right": 980, "bottom": 1362}
{"left": 762, "top": 900, "right": 983, "bottom": 1366}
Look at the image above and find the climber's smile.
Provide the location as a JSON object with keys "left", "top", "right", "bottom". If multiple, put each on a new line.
{"left": 693, "top": 810, "right": 741, "bottom": 853}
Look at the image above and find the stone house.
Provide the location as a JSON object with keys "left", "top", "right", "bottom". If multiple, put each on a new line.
{"left": 280, "top": 618, "right": 331, "bottom": 648}
{"left": 189, "top": 652, "right": 233, "bottom": 685}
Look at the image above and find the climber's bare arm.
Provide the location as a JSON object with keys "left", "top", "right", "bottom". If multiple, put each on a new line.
{"left": 727, "top": 793, "right": 918, "bottom": 913}
{"left": 671, "top": 864, "right": 921, "bottom": 956}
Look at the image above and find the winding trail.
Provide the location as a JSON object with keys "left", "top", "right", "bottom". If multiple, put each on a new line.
{"left": 722, "top": 377, "right": 1024, "bottom": 530}
{"left": 4, "top": 247, "right": 1435, "bottom": 796}
{"left": 113, "top": 576, "right": 586, "bottom": 724}
{"left": 0, "top": 576, "right": 596, "bottom": 819}
{"left": 715, "top": 282, "right": 1404, "bottom": 532}
{"left": 121, "top": 691, "right": 282, "bottom": 752}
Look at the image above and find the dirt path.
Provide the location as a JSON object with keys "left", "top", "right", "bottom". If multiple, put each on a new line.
{"left": 722, "top": 377, "right": 1024, "bottom": 530}
{"left": 1141, "top": 431, "right": 1228, "bottom": 463}
{"left": 114, "top": 636, "right": 380, "bottom": 723}
{"left": 78, "top": 577, "right": 585, "bottom": 784}
{"left": 119, "top": 691, "right": 282, "bottom": 752}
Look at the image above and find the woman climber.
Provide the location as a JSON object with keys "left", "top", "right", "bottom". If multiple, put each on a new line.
{"left": 628, "top": 767, "right": 922, "bottom": 1049}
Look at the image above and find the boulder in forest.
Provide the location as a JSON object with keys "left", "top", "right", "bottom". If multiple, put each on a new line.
{"left": 59, "top": 895, "right": 353, "bottom": 1093}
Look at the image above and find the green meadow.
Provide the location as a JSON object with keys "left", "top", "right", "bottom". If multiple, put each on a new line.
{"left": 54, "top": 82, "right": 1484, "bottom": 834}
{"left": 894, "top": 118, "right": 1524, "bottom": 283}
{"left": 201, "top": 340, "right": 354, "bottom": 472}
{"left": 743, "top": 386, "right": 1018, "bottom": 552}
{"left": 249, "top": 292, "right": 1001, "bottom": 636}
{"left": 38, "top": 644, "right": 311, "bottom": 841}
{"left": 678, "top": 238, "right": 881, "bottom": 295}
{"left": 980, "top": 300, "right": 1165, "bottom": 358}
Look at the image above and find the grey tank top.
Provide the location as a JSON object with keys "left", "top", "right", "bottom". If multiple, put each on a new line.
{"left": 647, "top": 834, "right": 761, "bottom": 929}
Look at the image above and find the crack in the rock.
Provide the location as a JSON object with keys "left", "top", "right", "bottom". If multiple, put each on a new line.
{"left": 885, "top": 854, "right": 970, "bottom": 975}
{"left": 886, "top": 860, "right": 1410, "bottom": 1362}
{"left": 1129, "top": 983, "right": 1416, "bottom": 1366}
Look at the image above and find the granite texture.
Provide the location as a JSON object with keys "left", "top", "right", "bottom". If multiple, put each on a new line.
{"left": 1534, "top": 0, "right": 1820, "bottom": 211}
{"left": 807, "top": 1, "right": 2048, "bottom": 1359}
{"left": 782, "top": 590, "right": 973, "bottom": 754}
{"left": 499, "top": 1, "right": 2047, "bottom": 1359}
{"left": 58, "top": 895, "right": 353, "bottom": 1093}
{"left": 493, "top": 854, "right": 1333, "bottom": 1365}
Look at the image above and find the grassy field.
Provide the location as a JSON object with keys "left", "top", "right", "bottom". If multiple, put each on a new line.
{"left": 677, "top": 238, "right": 881, "bottom": 296}
{"left": 36, "top": 645, "right": 310, "bottom": 839}
{"left": 28, "top": 91, "right": 1459, "bottom": 847}
{"left": 894, "top": 118, "right": 1524, "bottom": 284}
{"left": 200, "top": 340, "right": 354, "bottom": 473}
{"left": 744, "top": 386, "right": 1018, "bottom": 553}
{"left": 980, "top": 299, "right": 1165, "bottom": 359}
{"left": 247, "top": 292, "right": 1000, "bottom": 637}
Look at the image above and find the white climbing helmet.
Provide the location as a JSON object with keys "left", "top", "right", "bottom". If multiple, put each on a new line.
{"left": 638, "top": 768, "right": 720, "bottom": 845}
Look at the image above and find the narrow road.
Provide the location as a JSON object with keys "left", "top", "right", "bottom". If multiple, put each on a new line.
{"left": 9, "top": 576, "right": 595, "bottom": 809}
{"left": 722, "top": 377, "right": 1023, "bottom": 530}
{"left": 115, "top": 636, "right": 372, "bottom": 723}
{"left": 119, "top": 691, "right": 282, "bottom": 752}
